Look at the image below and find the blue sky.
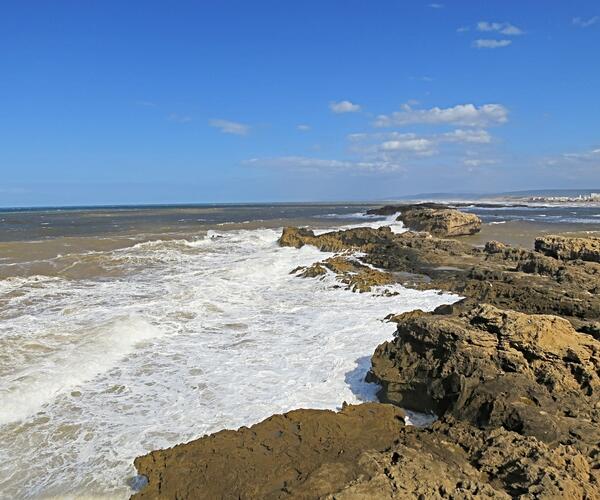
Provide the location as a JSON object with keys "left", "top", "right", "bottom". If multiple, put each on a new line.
{"left": 1, "top": 1, "right": 600, "bottom": 205}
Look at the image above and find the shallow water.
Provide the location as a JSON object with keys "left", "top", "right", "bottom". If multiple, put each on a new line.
{"left": 0, "top": 206, "right": 458, "bottom": 498}
{"left": 462, "top": 204, "right": 600, "bottom": 224}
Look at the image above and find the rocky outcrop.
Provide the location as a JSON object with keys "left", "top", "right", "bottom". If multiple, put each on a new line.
{"left": 369, "top": 303, "right": 600, "bottom": 459}
{"left": 131, "top": 404, "right": 600, "bottom": 499}
{"left": 291, "top": 256, "right": 395, "bottom": 293}
{"left": 279, "top": 226, "right": 393, "bottom": 252}
{"left": 399, "top": 207, "right": 482, "bottom": 237}
{"left": 535, "top": 235, "right": 600, "bottom": 263}
{"left": 132, "top": 403, "right": 407, "bottom": 499}
{"left": 279, "top": 225, "right": 600, "bottom": 333}
{"left": 366, "top": 203, "right": 482, "bottom": 237}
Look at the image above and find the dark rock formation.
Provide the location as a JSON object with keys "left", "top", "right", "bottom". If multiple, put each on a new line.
{"left": 369, "top": 304, "right": 600, "bottom": 456}
{"left": 536, "top": 235, "right": 600, "bottom": 263}
{"left": 366, "top": 202, "right": 448, "bottom": 216}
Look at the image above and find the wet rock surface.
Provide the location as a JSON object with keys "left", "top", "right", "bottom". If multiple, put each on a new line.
{"left": 132, "top": 206, "right": 600, "bottom": 499}
{"left": 291, "top": 255, "right": 395, "bottom": 293}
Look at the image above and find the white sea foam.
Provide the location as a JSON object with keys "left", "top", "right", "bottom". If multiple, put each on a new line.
{"left": 314, "top": 212, "right": 406, "bottom": 235}
{"left": 0, "top": 224, "right": 457, "bottom": 498}
{"left": 0, "top": 316, "right": 161, "bottom": 425}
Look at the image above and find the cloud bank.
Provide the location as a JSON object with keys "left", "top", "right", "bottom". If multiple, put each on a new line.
{"left": 374, "top": 103, "right": 508, "bottom": 128}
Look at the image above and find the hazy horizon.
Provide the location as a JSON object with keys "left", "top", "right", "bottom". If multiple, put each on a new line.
{"left": 3, "top": 186, "right": 600, "bottom": 210}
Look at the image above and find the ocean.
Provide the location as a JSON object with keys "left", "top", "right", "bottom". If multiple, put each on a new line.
{"left": 0, "top": 204, "right": 454, "bottom": 498}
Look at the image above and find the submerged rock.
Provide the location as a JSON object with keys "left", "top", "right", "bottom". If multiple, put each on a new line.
{"left": 366, "top": 202, "right": 448, "bottom": 216}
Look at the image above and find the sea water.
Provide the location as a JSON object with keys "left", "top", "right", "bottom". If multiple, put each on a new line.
{"left": 0, "top": 207, "right": 458, "bottom": 498}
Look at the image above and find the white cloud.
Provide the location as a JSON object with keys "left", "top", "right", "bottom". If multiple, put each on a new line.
{"left": 209, "top": 119, "right": 249, "bottom": 135}
{"left": 442, "top": 129, "right": 492, "bottom": 144}
{"left": 473, "top": 39, "right": 512, "bottom": 49}
{"left": 168, "top": 113, "right": 192, "bottom": 123}
{"left": 477, "top": 21, "right": 524, "bottom": 35}
{"left": 573, "top": 16, "right": 599, "bottom": 28}
{"left": 374, "top": 103, "right": 508, "bottom": 128}
{"left": 347, "top": 133, "right": 368, "bottom": 141}
{"left": 350, "top": 129, "right": 494, "bottom": 162}
{"left": 429, "top": 3, "right": 444, "bottom": 8}
{"left": 381, "top": 137, "right": 435, "bottom": 153}
{"left": 244, "top": 156, "right": 402, "bottom": 172}
{"left": 562, "top": 148, "right": 600, "bottom": 162}
{"left": 297, "top": 124, "right": 311, "bottom": 131}
{"left": 456, "top": 26, "right": 470, "bottom": 33}
{"left": 330, "top": 100, "right": 361, "bottom": 113}
{"left": 463, "top": 158, "right": 498, "bottom": 167}
{"left": 542, "top": 147, "right": 600, "bottom": 167}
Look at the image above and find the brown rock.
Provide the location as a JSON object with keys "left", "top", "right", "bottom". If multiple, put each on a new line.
{"left": 398, "top": 207, "right": 482, "bottom": 237}
{"left": 365, "top": 204, "right": 482, "bottom": 236}
{"left": 369, "top": 304, "right": 600, "bottom": 456}
{"left": 130, "top": 222, "right": 600, "bottom": 499}
{"left": 131, "top": 405, "right": 600, "bottom": 499}
{"left": 293, "top": 255, "right": 395, "bottom": 292}
{"left": 535, "top": 235, "right": 600, "bottom": 263}
{"left": 131, "top": 403, "right": 407, "bottom": 500}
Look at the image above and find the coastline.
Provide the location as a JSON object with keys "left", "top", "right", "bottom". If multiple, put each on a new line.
{"left": 130, "top": 205, "right": 600, "bottom": 498}
{"left": 2, "top": 203, "right": 600, "bottom": 497}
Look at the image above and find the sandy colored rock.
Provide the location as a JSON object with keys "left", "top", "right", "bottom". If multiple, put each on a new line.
{"left": 132, "top": 403, "right": 407, "bottom": 499}
{"left": 398, "top": 207, "right": 482, "bottom": 237}
{"left": 369, "top": 303, "right": 600, "bottom": 457}
{"left": 367, "top": 203, "right": 482, "bottom": 236}
{"left": 131, "top": 405, "right": 600, "bottom": 499}
{"left": 292, "top": 255, "right": 395, "bottom": 292}
{"left": 535, "top": 235, "right": 600, "bottom": 263}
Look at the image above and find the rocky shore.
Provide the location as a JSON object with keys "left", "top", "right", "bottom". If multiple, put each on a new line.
{"left": 132, "top": 205, "right": 600, "bottom": 499}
